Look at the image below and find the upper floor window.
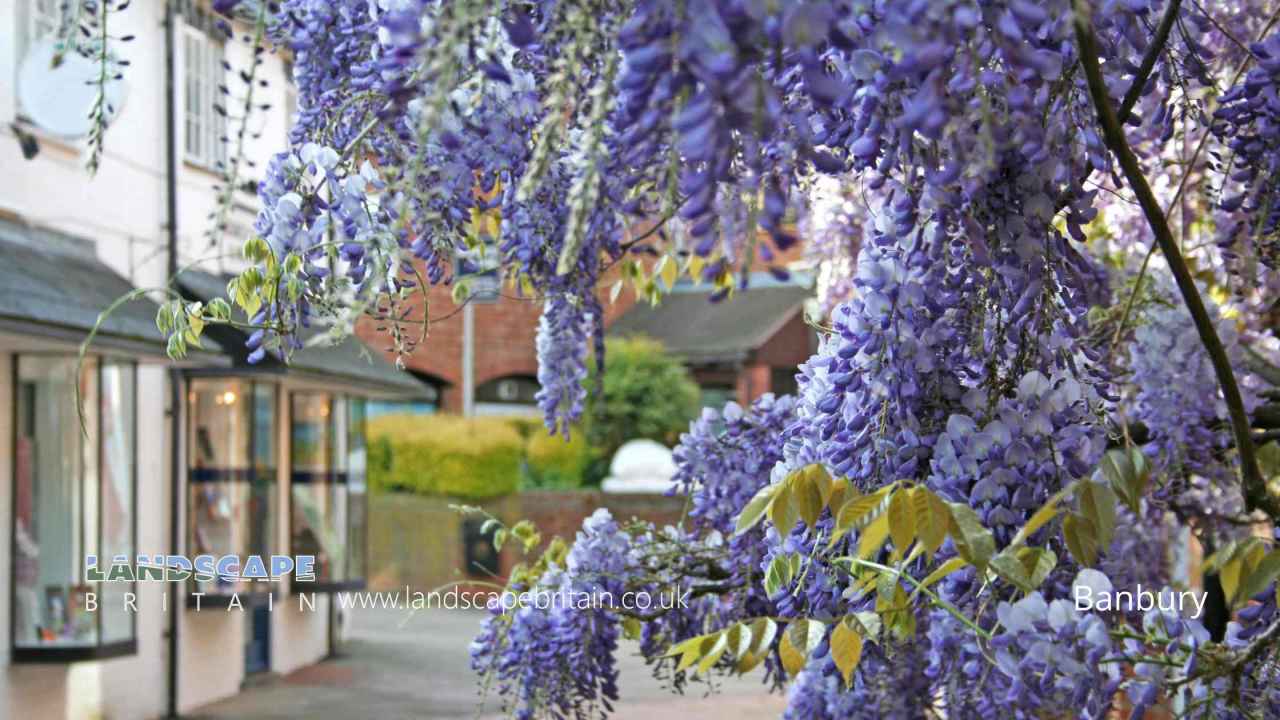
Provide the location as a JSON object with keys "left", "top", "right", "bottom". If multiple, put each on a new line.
{"left": 24, "top": 0, "right": 62, "bottom": 48}
{"left": 11, "top": 355, "right": 137, "bottom": 662}
{"left": 15, "top": 0, "right": 73, "bottom": 115}
{"left": 182, "top": 12, "right": 226, "bottom": 169}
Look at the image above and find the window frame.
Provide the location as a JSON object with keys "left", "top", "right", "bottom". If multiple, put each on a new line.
{"left": 9, "top": 353, "right": 138, "bottom": 664}
{"left": 180, "top": 14, "right": 227, "bottom": 171}
{"left": 288, "top": 391, "right": 368, "bottom": 594}
{"left": 185, "top": 377, "right": 279, "bottom": 607}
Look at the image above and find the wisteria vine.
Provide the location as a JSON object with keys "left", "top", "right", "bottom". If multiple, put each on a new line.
{"left": 58, "top": 0, "right": 1280, "bottom": 717}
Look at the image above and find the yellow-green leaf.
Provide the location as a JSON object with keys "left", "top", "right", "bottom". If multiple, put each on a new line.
{"left": 828, "top": 477, "right": 853, "bottom": 518}
{"left": 888, "top": 489, "right": 915, "bottom": 555}
{"left": 803, "top": 464, "right": 835, "bottom": 505}
{"left": 779, "top": 619, "right": 825, "bottom": 677}
{"left": 1079, "top": 481, "right": 1117, "bottom": 550}
{"left": 735, "top": 483, "right": 777, "bottom": 536}
{"left": 696, "top": 632, "right": 729, "bottom": 675}
{"left": 917, "top": 556, "right": 968, "bottom": 595}
{"left": 659, "top": 255, "right": 678, "bottom": 289}
{"left": 1009, "top": 483, "right": 1073, "bottom": 549}
{"left": 724, "top": 622, "right": 753, "bottom": 661}
{"left": 793, "top": 469, "right": 824, "bottom": 529}
{"left": 912, "top": 487, "right": 948, "bottom": 557}
{"left": 831, "top": 486, "right": 890, "bottom": 546}
{"left": 858, "top": 512, "right": 891, "bottom": 560}
{"left": 736, "top": 618, "right": 777, "bottom": 674}
{"left": 1221, "top": 557, "right": 1244, "bottom": 604}
{"left": 769, "top": 482, "right": 798, "bottom": 534}
{"left": 830, "top": 618, "right": 864, "bottom": 688}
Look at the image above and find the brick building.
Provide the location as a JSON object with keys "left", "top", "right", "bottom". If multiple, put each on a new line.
{"left": 359, "top": 266, "right": 816, "bottom": 414}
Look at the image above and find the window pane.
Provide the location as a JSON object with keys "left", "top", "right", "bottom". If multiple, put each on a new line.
{"left": 347, "top": 398, "right": 367, "bottom": 580}
{"left": 292, "top": 394, "right": 337, "bottom": 583}
{"left": 100, "top": 361, "right": 136, "bottom": 644}
{"left": 249, "top": 384, "right": 278, "bottom": 560}
{"left": 14, "top": 357, "right": 99, "bottom": 648}
{"left": 189, "top": 379, "right": 254, "bottom": 595}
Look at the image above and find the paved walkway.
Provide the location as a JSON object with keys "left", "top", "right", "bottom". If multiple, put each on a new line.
{"left": 189, "top": 607, "right": 788, "bottom": 720}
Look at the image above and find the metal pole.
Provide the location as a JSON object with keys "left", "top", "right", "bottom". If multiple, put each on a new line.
{"left": 462, "top": 301, "right": 474, "bottom": 417}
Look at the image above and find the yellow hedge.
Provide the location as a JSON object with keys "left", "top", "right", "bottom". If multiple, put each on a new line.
{"left": 367, "top": 414, "right": 588, "bottom": 499}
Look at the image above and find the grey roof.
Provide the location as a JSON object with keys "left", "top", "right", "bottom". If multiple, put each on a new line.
{"left": 0, "top": 217, "right": 221, "bottom": 355}
{"left": 608, "top": 274, "right": 813, "bottom": 363}
{"left": 177, "top": 268, "right": 429, "bottom": 397}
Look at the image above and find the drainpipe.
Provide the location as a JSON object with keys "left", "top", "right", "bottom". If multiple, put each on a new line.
{"left": 164, "top": 2, "right": 182, "bottom": 717}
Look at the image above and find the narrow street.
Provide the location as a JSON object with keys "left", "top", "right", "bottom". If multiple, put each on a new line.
{"left": 189, "top": 607, "right": 789, "bottom": 720}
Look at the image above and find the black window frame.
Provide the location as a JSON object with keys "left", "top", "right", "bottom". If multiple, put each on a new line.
{"left": 9, "top": 353, "right": 138, "bottom": 663}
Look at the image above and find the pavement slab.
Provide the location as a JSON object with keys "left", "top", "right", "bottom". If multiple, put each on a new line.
{"left": 188, "top": 607, "right": 788, "bottom": 720}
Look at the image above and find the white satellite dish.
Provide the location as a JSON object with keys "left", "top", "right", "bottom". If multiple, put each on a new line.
{"left": 17, "top": 40, "right": 128, "bottom": 139}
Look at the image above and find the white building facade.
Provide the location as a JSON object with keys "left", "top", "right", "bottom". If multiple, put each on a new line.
{"left": 0, "top": 1, "right": 424, "bottom": 717}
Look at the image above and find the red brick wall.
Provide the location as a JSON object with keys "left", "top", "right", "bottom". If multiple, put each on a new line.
{"left": 518, "top": 491, "right": 686, "bottom": 545}
{"left": 357, "top": 264, "right": 643, "bottom": 413}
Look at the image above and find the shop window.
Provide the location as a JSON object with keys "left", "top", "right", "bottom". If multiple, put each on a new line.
{"left": 11, "top": 355, "right": 136, "bottom": 661}
{"left": 290, "top": 393, "right": 367, "bottom": 591}
{"left": 187, "top": 379, "right": 277, "bottom": 600}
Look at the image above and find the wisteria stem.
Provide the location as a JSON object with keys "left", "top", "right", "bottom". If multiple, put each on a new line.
{"left": 1074, "top": 7, "right": 1279, "bottom": 522}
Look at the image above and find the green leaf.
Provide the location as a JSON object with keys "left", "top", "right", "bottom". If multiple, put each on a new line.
{"left": 1234, "top": 550, "right": 1280, "bottom": 605}
{"left": 735, "top": 483, "right": 777, "bottom": 536}
{"left": 779, "top": 619, "right": 825, "bottom": 677}
{"left": 1258, "top": 441, "right": 1280, "bottom": 480}
{"left": 947, "top": 502, "right": 995, "bottom": 571}
{"left": 990, "top": 550, "right": 1035, "bottom": 593}
{"left": 206, "top": 297, "right": 232, "bottom": 322}
{"left": 1078, "top": 481, "right": 1117, "bottom": 550}
{"left": 830, "top": 618, "right": 864, "bottom": 688}
{"left": 492, "top": 528, "right": 507, "bottom": 553}
{"left": 1099, "top": 448, "right": 1149, "bottom": 513}
{"left": 1018, "top": 547, "right": 1057, "bottom": 590}
{"left": 1062, "top": 512, "right": 1099, "bottom": 567}
{"left": 888, "top": 489, "right": 915, "bottom": 556}
{"left": 764, "top": 554, "right": 795, "bottom": 598}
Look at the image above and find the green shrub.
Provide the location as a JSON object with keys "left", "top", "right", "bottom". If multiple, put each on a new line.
{"left": 367, "top": 414, "right": 523, "bottom": 499}
{"left": 368, "top": 414, "right": 594, "bottom": 497}
{"left": 583, "top": 336, "right": 700, "bottom": 485}
{"left": 524, "top": 422, "right": 590, "bottom": 490}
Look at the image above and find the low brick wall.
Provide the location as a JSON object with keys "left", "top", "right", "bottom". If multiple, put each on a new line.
{"left": 367, "top": 490, "right": 684, "bottom": 593}
{"left": 518, "top": 490, "right": 685, "bottom": 542}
